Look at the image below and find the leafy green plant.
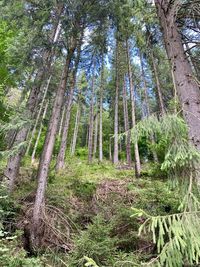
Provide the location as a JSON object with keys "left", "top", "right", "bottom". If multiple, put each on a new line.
{"left": 132, "top": 187, "right": 200, "bottom": 267}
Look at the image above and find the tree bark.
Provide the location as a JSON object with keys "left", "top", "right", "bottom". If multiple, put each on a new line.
{"left": 26, "top": 75, "right": 52, "bottom": 155}
{"left": 139, "top": 51, "right": 158, "bottom": 163}
{"left": 99, "top": 57, "right": 104, "bottom": 162}
{"left": 70, "top": 103, "right": 81, "bottom": 156}
{"left": 31, "top": 101, "right": 49, "bottom": 164}
{"left": 32, "top": 46, "right": 76, "bottom": 238}
{"left": 122, "top": 78, "right": 131, "bottom": 165}
{"left": 155, "top": 1, "right": 200, "bottom": 153}
{"left": 58, "top": 103, "right": 66, "bottom": 137}
{"left": 93, "top": 112, "right": 98, "bottom": 158}
{"left": 126, "top": 39, "right": 141, "bottom": 176}
{"left": 56, "top": 28, "right": 83, "bottom": 170}
{"left": 113, "top": 38, "right": 119, "bottom": 165}
{"left": 88, "top": 72, "right": 95, "bottom": 164}
{"left": 149, "top": 49, "right": 165, "bottom": 116}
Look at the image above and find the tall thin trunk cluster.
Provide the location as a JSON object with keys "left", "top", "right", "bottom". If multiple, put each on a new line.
{"left": 33, "top": 40, "right": 77, "bottom": 236}
{"left": 3, "top": 3, "right": 64, "bottom": 192}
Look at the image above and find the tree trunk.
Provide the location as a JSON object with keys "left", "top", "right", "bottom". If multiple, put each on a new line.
{"left": 32, "top": 47, "right": 76, "bottom": 239}
{"left": 126, "top": 39, "right": 141, "bottom": 176}
{"left": 122, "top": 78, "right": 131, "bottom": 165}
{"left": 93, "top": 112, "right": 98, "bottom": 158}
{"left": 155, "top": 1, "right": 200, "bottom": 153}
{"left": 58, "top": 103, "right": 66, "bottom": 137}
{"left": 109, "top": 137, "right": 112, "bottom": 162}
{"left": 140, "top": 51, "right": 158, "bottom": 163}
{"left": 56, "top": 28, "right": 83, "bottom": 170}
{"left": 113, "top": 38, "right": 119, "bottom": 165}
{"left": 99, "top": 57, "right": 104, "bottom": 162}
{"left": 55, "top": 76, "right": 75, "bottom": 170}
{"left": 70, "top": 103, "right": 81, "bottom": 156}
{"left": 26, "top": 75, "right": 52, "bottom": 155}
{"left": 88, "top": 73, "right": 95, "bottom": 164}
{"left": 149, "top": 49, "right": 165, "bottom": 116}
{"left": 31, "top": 101, "right": 49, "bottom": 164}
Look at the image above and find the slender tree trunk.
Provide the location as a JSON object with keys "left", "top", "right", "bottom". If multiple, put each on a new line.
{"left": 58, "top": 104, "right": 66, "bottom": 137}
{"left": 126, "top": 39, "right": 141, "bottom": 177}
{"left": 149, "top": 50, "right": 165, "bottom": 116}
{"left": 26, "top": 75, "right": 52, "bottom": 155}
{"left": 93, "top": 112, "right": 98, "bottom": 158}
{"left": 155, "top": 1, "right": 200, "bottom": 154}
{"left": 70, "top": 103, "right": 81, "bottom": 156}
{"left": 32, "top": 46, "right": 76, "bottom": 238}
{"left": 99, "top": 57, "right": 104, "bottom": 162}
{"left": 88, "top": 73, "right": 95, "bottom": 164}
{"left": 140, "top": 51, "right": 158, "bottom": 163}
{"left": 31, "top": 101, "right": 49, "bottom": 164}
{"left": 122, "top": 78, "right": 131, "bottom": 165}
{"left": 56, "top": 29, "right": 83, "bottom": 170}
{"left": 113, "top": 38, "right": 119, "bottom": 165}
{"left": 55, "top": 76, "right": 75, "bottom": 170}
{"left": 109, "top": 137, "right": 112, "bottom": 162}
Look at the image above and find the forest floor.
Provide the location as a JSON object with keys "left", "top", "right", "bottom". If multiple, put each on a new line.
{"left": 0, "top": 157, "right": 181, "bottom": 266}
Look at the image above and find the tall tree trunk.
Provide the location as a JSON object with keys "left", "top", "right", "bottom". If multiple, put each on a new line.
{"left": 58, "top": 103, "right": 66, "bottom": 137}
{"left": 31, "top": 101, "right": 49, "bottom": 164}
{"left": 99, "top": 56, "right": 104, "bottom": 162}
{"left": 155, "top": 1, "right": 200, "bottom": 153}
{"left": 122, "top": 78, "right": 131, "bottom": 165}
{"left": 26, "top": 75, "right": 52, "bottom": 155}
{"left": 88, "top": 73, "right": 95, "bottom": 164}
{"left": 150, "top": 50, "right": 165, "bottom": 116}
{"left": 32, "top": 45, "right": 76, "bottom": 239}
{"left": 56, "top": 28, "right": 83, "bottom": 170}
{"left": 93, "top": 112, "right": 98, "bottom": 158}
{"left": 126, "top": 39, "right": 141, "bottom": 177}
{"left": 109, "top": 137, "right": 112, "bottom": 162}
{"left": 70, "top": 103, "right": 81, "bottom": 156}
{"left": 140, "top": 52, "right": 158, "bottom": 163}
{"left": 113, "top": 38, "right": 119, "bottom": 165}
{"left": 55, "top": 75, "right": 75, "bottom": 170}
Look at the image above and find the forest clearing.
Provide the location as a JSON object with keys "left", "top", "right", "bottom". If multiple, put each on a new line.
{"left": 0, "top": 0, "right": 200, "bottom": 266}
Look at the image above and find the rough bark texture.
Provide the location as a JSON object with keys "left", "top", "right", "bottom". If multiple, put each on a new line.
{"left": 122, "top": 79, "right": 131, "bottom": 165}
{"left": 156, "top": 1, "right": 200, "bottom": 152}
{"left": 32, "top": 47, "right": 75, "bottom": 239}
{"left": 113, "top": 39, "right": 119, "bottom": 165}
{"left": 126, "top": 39, "right": 141, "bottom": 176}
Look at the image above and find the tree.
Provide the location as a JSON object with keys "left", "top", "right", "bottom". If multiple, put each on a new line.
{"left": 155, "top": 0, "right": 200, "bottom": 154}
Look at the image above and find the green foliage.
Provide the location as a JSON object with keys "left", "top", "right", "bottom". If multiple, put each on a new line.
{"left": 0, "top": 184, "right": 42, "bottom": 267}
{"left": 67, "top": 215, "right": 117, "bottom": 266}
{"left": 127, "top": 114, "right": 200, "bottom": 178}
{"left": 132, "top": 183, "right": 200, "bottom": 267}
